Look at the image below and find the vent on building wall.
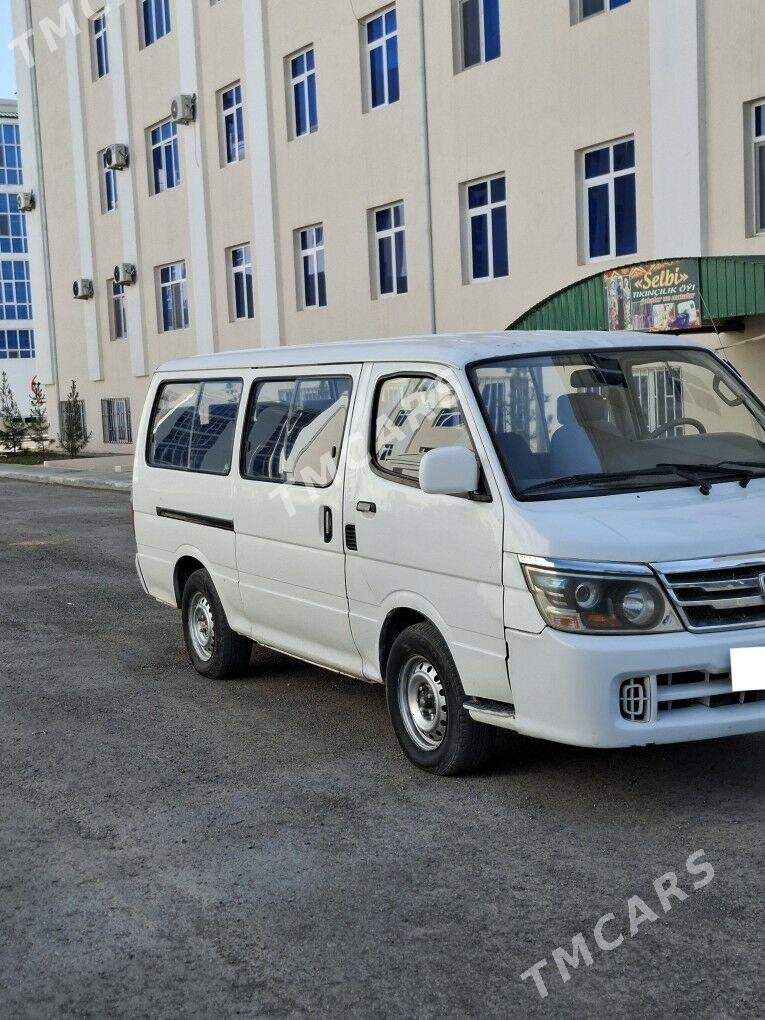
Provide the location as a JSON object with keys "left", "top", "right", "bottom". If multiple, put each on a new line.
{"left": 16, "top": 191, "right": 35, "bottom": 212}
{"left": 72, "top": 279, "right": 94, "bottom": 300}
{"left": 114, "top": 263, "right": 137, "bottom": 286}
{"left": 170, "top": 94, "right": 196, "bottom": 125}
{"left": 104, "top": 144, "right": 130, "bottom": 170}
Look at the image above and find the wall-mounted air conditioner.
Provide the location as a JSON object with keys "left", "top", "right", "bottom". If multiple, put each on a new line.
{"left": 114, "top": 263, "right": 137, "bottom": 286}
{"left": 73, "top": 279, "right": 94, "bottom": 300}
{"left": 104, "top": 144, "right": 129, "bottom": 170}
{"left": 170, "top": 93, "right": 196, "bottom": 125}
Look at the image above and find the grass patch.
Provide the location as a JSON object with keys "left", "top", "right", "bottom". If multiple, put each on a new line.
{"left": 0, "top": 451, "right": 73, "bottom": 465}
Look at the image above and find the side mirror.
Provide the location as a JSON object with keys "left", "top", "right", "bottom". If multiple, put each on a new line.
{"left": 419, "top": 446, "right": 480, "bottom": 496}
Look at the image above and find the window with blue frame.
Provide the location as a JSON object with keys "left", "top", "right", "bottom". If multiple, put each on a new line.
{"left": 465, "top": 174, "right": 508, "bottom": 282}
{"left": 0, "top": 123, "right": 23, "bottom": 186}
{"left": 229, "top": 244, "right": 254, "bottom": 319}
{"left": 142, "top": 0, "right": 170, "bottom": 46}
{"left": 91, "top": 11, "right": 109, "bottom": 79}
{"left": 583, "top": 137, "right": 636, "bottom": 261}
{"left": 298, "top": 225, "right": 326, "bottom": 309}
{"left": 0, "top": 329, "right": 35, "bottom": 359}
{"left": 100, "top": 149, "right": 118, "bottom": 212}
{"left": 220, "top": 82, "right": 245, "bottom": 164}
{"left": 0, "top": 194, "right": 28, "bottom": 254}
{"left": 365, "top": 7, "right": 399, "bottom": 109}
{"left": 754, "top": 103, "right": 765, "bottom": 233}
{"left": 149, "top": 119, "right": 180, "bottom": 194}
{"left": 373, "top": 202, "right": 407, "bottom": 296}
{"left": 290, "top": 47, "right": 317, "bottom": 138}
{"left": 579, "top": 0, "right": 630, "bottom": 19}
{"left": 158, "top": 261, "right": 189, "bottom": 331}
{"left": 459, "top": 0, "right": 500, "bottom": 70}
{"left": 0, "top": 261, "right": 32, "bottom": 320}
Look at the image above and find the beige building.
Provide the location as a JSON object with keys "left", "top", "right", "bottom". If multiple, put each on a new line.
{"left": 11, "top": 0, "right": 765, "bottom": 451}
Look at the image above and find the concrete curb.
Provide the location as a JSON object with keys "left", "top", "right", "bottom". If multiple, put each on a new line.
{"left": 0, "top": 466, "right": 132, "bottom": 493}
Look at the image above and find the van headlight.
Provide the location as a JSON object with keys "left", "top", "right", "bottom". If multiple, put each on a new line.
{"left": 520, "top": 560, "right": 682, "bottom": 634}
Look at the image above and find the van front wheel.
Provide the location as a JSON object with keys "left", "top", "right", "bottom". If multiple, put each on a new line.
{"left": 181, "top": 569, "right": 252, "bottom": 679}
{"left": 385, "top": 622, "right": 494, "bottom": 775}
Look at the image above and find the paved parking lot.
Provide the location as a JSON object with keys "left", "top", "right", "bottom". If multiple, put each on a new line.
{"left": 1, "top": 479, "right": 764, "bottom": 1018}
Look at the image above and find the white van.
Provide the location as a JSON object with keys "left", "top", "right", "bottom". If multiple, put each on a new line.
{"left": 133, "top": 332, "right": 765, "bottom": 774}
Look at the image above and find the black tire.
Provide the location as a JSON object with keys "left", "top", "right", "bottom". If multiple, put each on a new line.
{"left": 385, "top": 621, "right": 494, "bottom": 775}
{"left": 181, "top": 568, "right": 252, "bottom": 679}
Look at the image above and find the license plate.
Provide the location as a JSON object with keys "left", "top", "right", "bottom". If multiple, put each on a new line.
{"left": 730, "top": 647, "right": 765, "bottom": 692}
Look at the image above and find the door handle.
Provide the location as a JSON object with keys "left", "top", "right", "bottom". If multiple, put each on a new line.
{"left": 356, "top": 501, "right": 377, "bottom": 515}
{"left": 322, "top": 506, "right": 333, "bottom": 543}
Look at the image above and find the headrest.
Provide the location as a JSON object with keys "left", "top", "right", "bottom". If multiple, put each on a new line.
{"left": 557, "top": 393, "right": 609, "bottom": 427}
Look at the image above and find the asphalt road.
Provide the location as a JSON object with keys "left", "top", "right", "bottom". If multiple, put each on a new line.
{"left": 1, "top": 479, "right": 763, "bottom": 1019}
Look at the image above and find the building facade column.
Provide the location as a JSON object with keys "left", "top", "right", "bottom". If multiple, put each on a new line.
{"left": 242, "top": 0, "right": 282, "bottom": 346}
{"left": 649, "top": 0, "right": 707, "bottom": 256}
{"left": 106, "top": 0, "right": 148, "bottom": 377}
{"left": 175, "top": 0, "right": 217, "bottom": 355}
{"left": 62, "top": 0, "right": 103, "bottom": 381}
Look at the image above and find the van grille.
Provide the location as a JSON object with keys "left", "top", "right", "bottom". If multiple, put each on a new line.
{"left": 655, "top": 555, "right": 765, "bottom": 631}
{"left": 656, "top": 670, "right": 765, "bottom": 714}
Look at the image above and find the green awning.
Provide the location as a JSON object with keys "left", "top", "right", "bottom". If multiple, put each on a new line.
{"left": 508, "top": 256, "right": 765, "bottom": 331}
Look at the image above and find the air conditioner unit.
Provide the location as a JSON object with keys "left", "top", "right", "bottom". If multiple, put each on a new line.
{"left": 73, "top": 278, "right": 94, "bottom": 300}
{"left": 114, "top": 263, "right": 136, "bottom": 286}
{"left": 170, "top": 93, "right": 196, "bottom": 125}
{"left": 17, "top": 191, "right": 35, "bottom": 212}
{"left": 104, "top": 143, "right": 129, "bottom": 170}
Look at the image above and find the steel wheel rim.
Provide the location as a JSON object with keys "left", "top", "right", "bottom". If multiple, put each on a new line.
{"left": 188, "top": 592, "right": 215, "bottom": 662}
{"left": 398, "top": 656, "right": 447, "bottom": 751}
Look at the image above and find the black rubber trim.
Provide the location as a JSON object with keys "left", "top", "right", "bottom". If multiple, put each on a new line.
{"left": 156, "top": 507, "right": 235, "bottom": 531}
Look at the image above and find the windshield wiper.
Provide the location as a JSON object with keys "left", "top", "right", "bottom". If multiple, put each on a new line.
{"left": 522, "top": 461, "right": 765, "bottom": 498}
{"left": 522, "top": 467, "right": 677, "bottom": 496}
{"left": 656, "top": 461, "right": 765, "bottom": 495}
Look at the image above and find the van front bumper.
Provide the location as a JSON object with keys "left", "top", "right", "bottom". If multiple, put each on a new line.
{"left": 505, "top": 625, "right": 765, "bottom": 748}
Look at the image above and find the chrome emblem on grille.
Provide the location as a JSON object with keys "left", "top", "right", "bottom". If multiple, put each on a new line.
{"left": 620, "top": 679, "right": 648, "bottom": 722}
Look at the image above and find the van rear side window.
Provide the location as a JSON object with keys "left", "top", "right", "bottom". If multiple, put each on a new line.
{"left": 241, "top": 376, "right": 352, "bottom": 486}
{"left": 148, "top": 378, "right": 243, "bottom": 475}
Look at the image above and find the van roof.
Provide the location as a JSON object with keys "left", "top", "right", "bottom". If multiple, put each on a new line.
{"left": 156, "top": 330, "right": 703, "bottom": 374}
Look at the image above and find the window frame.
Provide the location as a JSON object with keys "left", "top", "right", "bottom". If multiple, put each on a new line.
{"left": 0, "top": 328, "right": 35, "bottom": 359}
{"left": 288, "top": 46, "right": 318, "bottom": 139}
{"left": 463, "top": 173, "right": 509, "bottom": 283}
{"left": 363, "top": 5, "right": 399, "bottom": 111}
{"left": 581, "top": 135, "right": 637, "bottom": 264}
{"left": 98, "top": 148, "right": 118, "bottom": 213}
{"left": 148, "top": 118, "right": 180, "bottom": 195}
{"left": 239, "top": 373, "right": 354, "bottom": 488}
{"left": 753, "top": 101, "right": 765, "bottom": 235}
{"left": 372, "top": 201, "right": 408, "bottom": 298}
{"left": 0, "top": 260, "right": 32, "bottom": 321}
{"left": 0, "top": 193, "right": 28, "bottom": 254}
{"left": 141, "top": 0, "right": 171, "bottom": 48}
{"left": 218, "top": 81, "right": 245, "bottom": 166}
{"left": 296, "top": 224, "right": 327, "bottom": 310}
{"left": 574, "top": 0, "right": 631, "bottom": 23}
{"left": 456, "top": 0, "right": 500, "bottom": 72}
{"left": 227, "top": 243, "right": 254, "bottom": 321}
{"left": 145, "top": 376, "right": 244, "bottom": 476}
{"left": 101, "top": 397, "right": 133, "bottom": 445}
{"left": 109, "top": 279, "right": 127, "bottom": 340}
{"left": 0, "top": 122, "right": 23, "bottom": 186}
{"left": 90, "top": 10, "right": 109, "bottom": 80}
{"left": 156, "top": 260, "right": 189, "bottom": 333}
{"left": 369, "top": 370, "right": 485, "bottom": 498}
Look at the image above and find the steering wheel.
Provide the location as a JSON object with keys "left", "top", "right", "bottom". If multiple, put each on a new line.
{"left": 648, "top": 417, "right": 707, "bottom": 439}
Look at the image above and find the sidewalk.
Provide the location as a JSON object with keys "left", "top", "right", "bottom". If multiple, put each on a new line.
{"left": 0, "top": 463, "right": 132, "bottom": 493}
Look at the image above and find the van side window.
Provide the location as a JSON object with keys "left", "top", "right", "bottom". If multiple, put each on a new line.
{"left": 149, "top": 379, "right": 243, "bottom": 475}
{"left": 241, "top": 376, "right": 352, "bottom": 486}
{"left": 373, "top": 375, "right": 475, "bottom": 483}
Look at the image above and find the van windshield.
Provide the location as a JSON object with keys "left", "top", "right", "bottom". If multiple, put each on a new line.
{"left": 470, "top": 348, "right": 765, "bottom": 499}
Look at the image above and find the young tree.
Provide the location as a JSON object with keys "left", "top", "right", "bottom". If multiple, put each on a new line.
{"left": 57, "top": 379, "right": 91, "bottom": 457}
{"left": 27, "top": 376, "right": 51, "bottom": 455}
{"left": 0, "top": 372, "right": 27, "bottom": 455}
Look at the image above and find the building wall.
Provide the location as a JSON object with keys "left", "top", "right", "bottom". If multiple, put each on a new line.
{"left": 13, "top": 0, "right": 765, "bottom": 452}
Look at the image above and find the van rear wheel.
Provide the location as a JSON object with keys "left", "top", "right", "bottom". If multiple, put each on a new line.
{"left": 385, "top": 622, "right": 494, "bottom": 776}
{"left": 181, "top": 569, "right": 252, "bottom": 679}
